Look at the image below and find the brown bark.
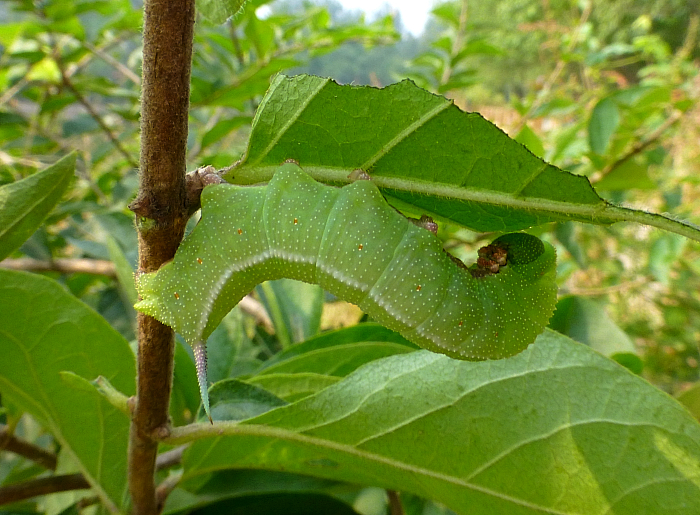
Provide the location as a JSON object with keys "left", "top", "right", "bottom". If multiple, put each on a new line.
{"left": 127, "top": 0, "right": 196, "bottom": 514}
{"left": 0, "top": 257, "right": 116, "bottom": 277}
{"left": 0, "top": 474, "right": 89, "bottom": 506}
{"left": 0, "top": 424, "right": 57, "bottom": 471}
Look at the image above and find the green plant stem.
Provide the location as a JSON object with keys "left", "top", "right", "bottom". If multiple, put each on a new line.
{"left": 93, "top": 376, "right": 131, "bottom": 415}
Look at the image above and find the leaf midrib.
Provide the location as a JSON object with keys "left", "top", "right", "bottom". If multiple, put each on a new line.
{"left": 173, "top": 422, "right": 571, "bottom": 515}
{"left": 231, "top": 163, "right": 700, "bottom": 241}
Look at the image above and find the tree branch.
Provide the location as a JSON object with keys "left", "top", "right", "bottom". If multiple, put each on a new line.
{"left": 155, "top": 445, "right": 186, "bottom": 471}
{"left": 0, "top": 258, "right": 116, "bottom": 277}
{"left": 0, "top": 424, "right": 57, "bottom": 471}
{"left": 0, "top": 474, "right": 89, "bottom": 506}
{"left": 127, "top": 0, "right": 196, "bottom": 513}
{"left": 155, "top": 470, "right": 183, "bottom": 513}
{"left": 57, "top": 65, "right": 139, "bottom": 169}
{"left": 387, "top": 490, "right": 404, "bottom": 515}
{"left": 590, "top": 110, "right": 683, "bottom": 183}
{"left": 82, "top": 41, "right": 142, "bottom": 86}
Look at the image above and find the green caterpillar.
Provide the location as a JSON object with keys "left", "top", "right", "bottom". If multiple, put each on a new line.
{"left": 135, "top": 162, "right": 557, "bottom": 421}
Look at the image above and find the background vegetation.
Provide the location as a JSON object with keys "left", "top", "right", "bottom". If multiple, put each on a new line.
{"left": 1, "top": 0, "right": 699, "bottom": 513}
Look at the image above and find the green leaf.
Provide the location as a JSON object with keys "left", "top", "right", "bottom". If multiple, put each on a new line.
{"left": 554, "top": 221, "right": 588, "bottom": 268}
{"left": 200, "top": 116, "right": 253, "bottom": 150}
{"left": 173, "top": 330, "right": 700, "bottom": 514}
{"left": 228, "top": 75, "right": 700, "bottom": 242}
{"left": 245, "top": 373, "right": 342, "bottom": 402}
{"left": 676, "top": 383, "right": 700, "bottom": 422}
{"left": 589, "top": 97, "right": 620, "bottom": 155}
{"left": 205, "top": 308, "right": 260, "bottom": 384}
{"left": 173, "top": 339, "right": 202, "bottom": 426}
{"left": 62, "top": 114, "right": 100, "bottom": 137}
{"left": 0, "top": 270, "right": 135, "bottom": 511}
{"left": 105, "top": 233, "right": 138, "bottom": 306}
{"left": 164, "top": 469, "right": 351, "bottom": 515}
{"left": 514, "top": 124, "right": 545, "bottom": 158}
{"left": 200, "top": 379, "right": 287, "bottom": 423}
{"left": 173, "top": 492, "right": 361, "bottom": 515}
{"left": 262, "top": 323, "right": 417, "bottom": 370}
{"left": 0, "top": 153, "right": 75, "bottom": 261}
{"left": 256, "top": 279, "right": 324, "bottom": 347}
{"left": 256, "top": 342, "right": 414, "bottom": 378}
{"left": 594, "top": 158, "right": 657, "bottom": 191}
{"left": 649, "top": 233, "right": 687, "bottom": 285}
{"left": 549, "top": 296, "right": 642, "bottom": 374}
{"left": 0, "top": 23, "right": 26, "bottom": 47}
{"left": 197, "top": 0, "right": 247, "bottom": 24}
{"left": 243, "top": 11, "right": 275, "bottom": 60}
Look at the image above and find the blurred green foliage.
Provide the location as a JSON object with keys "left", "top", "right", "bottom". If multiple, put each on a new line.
{"left": 395, "top": 0, "right": 700, "bottom": 394}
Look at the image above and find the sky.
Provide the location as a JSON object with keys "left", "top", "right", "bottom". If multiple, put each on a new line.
{"left": 338, "top": 0, "right": 433, "bottom": 36}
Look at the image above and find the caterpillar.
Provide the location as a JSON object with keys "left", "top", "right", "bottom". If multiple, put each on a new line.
{"left": 135, "top": 162, "right": 557, "bottom": 421}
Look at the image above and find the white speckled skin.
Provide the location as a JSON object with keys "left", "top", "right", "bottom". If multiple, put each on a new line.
{"left": 135, "top": 163, "right": 557, "bottom": 421}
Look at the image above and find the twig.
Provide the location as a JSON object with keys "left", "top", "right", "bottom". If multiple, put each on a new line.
{"left": 591, "top": 110, "right": 683, "bottom": 183}
{"left": 0, "top": 77, "right": 30, "bottom": 107}
{"left": 439, "top": 0, "right": 468, "bottom": 86}
{"left": 77, "top": 496, "right": 100, "bottom": 509}
{"left": 0, "top": 259, "right": 272, "bottom": 331}
{"left": 560, "top": 276, "right": 647, "bottom": 296}
{"left": 673, "top": 14, "right": 699, "bottom": 64}
{"left": 60, "top": 32, "right": 137, "bottom": 80}
{"left": 0, "top": 424, "right": 57, "bottom": 471}
{"left": 228, "top": 22, "right": 246, "bottom": 67}
{"left": 239, "top": 295, "right": 275, "bottom": 333}
{"left": 82, "top": 41, "right": 141, "bottom": 85}
{"left": 387, "top": 490, "right": 404, "bottom": 515}
{"left": 0, "top": 474, "right": 89, "bottom": 506}
{"left": 0, "top": 258, "right": 117, "bottom": 277}
{"left": 512, "top": 1, "right": 592, "bottom": 134}
{"left": 155, "top": 470, "right": 183, "bottom": 513}
{"left": 55, "top": 58, "right": 139, "bottom": 169}
{"left": 0, "top": 150, "right": 45, "bottom": 169}
{"left": 155, "top": 445, "right": 187, "bottom": 471}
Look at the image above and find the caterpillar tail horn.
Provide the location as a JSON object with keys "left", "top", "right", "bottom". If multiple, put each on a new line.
{"left": 192, "top": 341, "right": 212, "bottom": 424}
